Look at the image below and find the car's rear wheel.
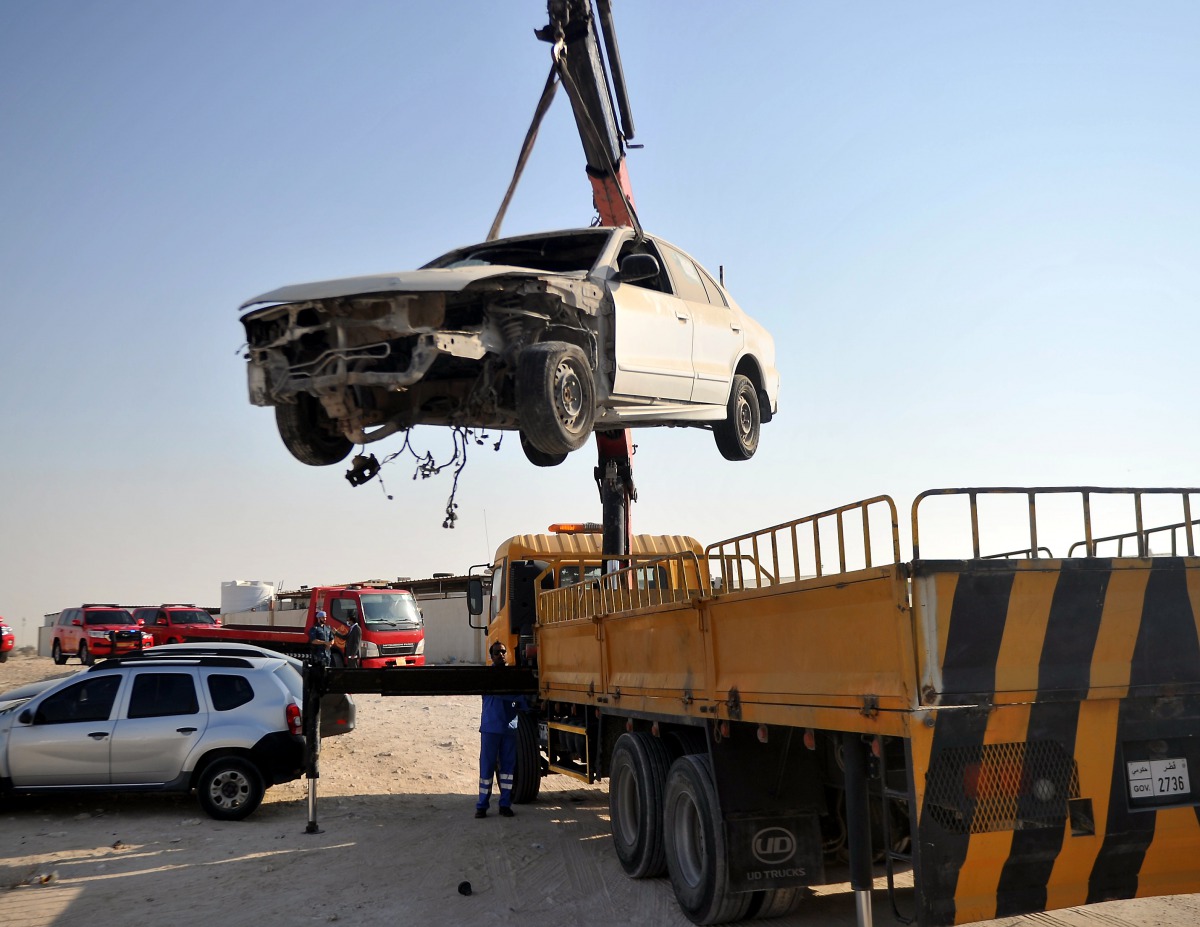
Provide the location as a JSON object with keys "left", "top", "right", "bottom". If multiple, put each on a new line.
{"left": 517, "top": 342, "right": 595, "bottom": 457}
{"left": 197, "top": 757, "right": 264, "bottom": 821}
{"left": 52, "top": 640, "right": 67, "bottom": 665}
{"left": 519, "top": 432, "right": 567, "bottom": 468}
{"left": 713, "top": 374, "right": 761, "bottom": 462}
{"left": 79, "top": 641, "right": 94, "bottom": 666}
{"left": 275, "top": 394, "right": 353, "bottom": 467}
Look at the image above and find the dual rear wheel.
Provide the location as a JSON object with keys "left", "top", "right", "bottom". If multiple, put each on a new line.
{"left": 608, "top": 734, "right": 806, "bottom": 925}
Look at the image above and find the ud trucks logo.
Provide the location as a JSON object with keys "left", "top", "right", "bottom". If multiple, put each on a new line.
{"left": 752, "top": 827, "right": 796, "bottom": 865}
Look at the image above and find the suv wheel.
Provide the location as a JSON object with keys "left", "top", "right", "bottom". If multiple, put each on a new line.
{"left": 79, "top": 641, "right": 94, "bottom": 666}
{"left": 197, "top": 757, "right": 264, "bottom": 821}
{"left": 52, "top": 640, "right": 67, "bottom": 665}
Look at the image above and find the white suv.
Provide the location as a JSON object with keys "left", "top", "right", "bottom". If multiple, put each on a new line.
{"left": 0, "top": 654, "right": 306, "bottom": 820}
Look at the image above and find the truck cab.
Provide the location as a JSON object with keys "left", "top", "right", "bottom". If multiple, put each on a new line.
{"left": 310, "top": 585, "right": 426, "bottom": 668}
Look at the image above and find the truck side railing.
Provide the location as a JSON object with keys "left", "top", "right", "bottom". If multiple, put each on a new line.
{"left": 536, "top": 552, "right": 709, "bottom": 625}
{"left": 704, "top": 495, "right": 900, "bottom": 593}
{"left": 912, "top": 486, "right": 1199, "bottom": 560}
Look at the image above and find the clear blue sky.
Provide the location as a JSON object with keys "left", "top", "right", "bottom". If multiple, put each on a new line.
{"left": 2, "top": 2, "right": 1198, "bottom": 644}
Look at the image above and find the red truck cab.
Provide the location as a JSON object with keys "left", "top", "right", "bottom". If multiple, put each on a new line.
{"left": 314, "top": 585, "right": 425, "bottom": 667}
{"left": 133, "top": 604, "right": 223, "bottom": 646}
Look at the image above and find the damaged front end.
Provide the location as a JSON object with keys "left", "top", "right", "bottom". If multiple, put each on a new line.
{"left": 240, "top": 273, "right": 603, "bottom": 464}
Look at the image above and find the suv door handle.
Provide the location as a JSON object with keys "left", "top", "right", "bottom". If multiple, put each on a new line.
{"left": 88, "top": 732, "right": 109, "bottom": 740}
{"left": 176, "top": 727, "right": 198, "bottom": 734}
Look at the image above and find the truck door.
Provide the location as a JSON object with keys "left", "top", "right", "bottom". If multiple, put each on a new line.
{"left": 110, "top": 669, "right": 206, "bottom": 784}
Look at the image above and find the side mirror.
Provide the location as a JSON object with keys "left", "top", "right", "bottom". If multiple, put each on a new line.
{"left": 617, "top": 253, "right": 660, "bottom": 283}
{"left": 72, "top": 618, "right": 82, "bottom": 627}
{"left": 19, "top": 708, "right": 32, "bottom": 724}
{"left": 137, "top": 618, "right": 145, "bottom": 627}
{"left": 467, "top": 577, "right": 484, "bottom": 616}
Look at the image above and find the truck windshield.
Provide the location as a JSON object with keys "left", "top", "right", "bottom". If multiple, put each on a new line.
{"left": 359, "top": 594, "right": 423, "bottom": 629}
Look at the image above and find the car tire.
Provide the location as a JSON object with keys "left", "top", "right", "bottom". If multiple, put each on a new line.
{"left": 0, "top": 651, "right": 6, "bottom": 663}
{"left": 275, "top": 394, "right": 353, "bottom": 467}
{"left": 197, "top": 757, "right": 265, "bottom": 821}
{"left": 511, "top": 711, "right": 542, "bottom": 804}
{"left": 519, "top": 432, "right": 567, "bottom": 468}
{"left": 712, "top": 374, "right": 761, "bottom": 462}
{"left": 517, "top": 342, "right": 595, "bottom": 456}
{"left": 52, "top": 640, "right": 67, "bottom": 665}
{"left": 79, "top": 641, "right": 93, "bottom": 666}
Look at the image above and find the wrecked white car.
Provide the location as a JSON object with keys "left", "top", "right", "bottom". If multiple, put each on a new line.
{"left": 239, "top": 227, "right": 779, "bottom": 467}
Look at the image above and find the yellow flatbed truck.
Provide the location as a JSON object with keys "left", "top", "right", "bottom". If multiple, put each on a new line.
{"left": 465, "top": 486, "right": 1200, "bottom": 926}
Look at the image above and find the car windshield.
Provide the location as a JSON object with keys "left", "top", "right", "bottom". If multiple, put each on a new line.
{"left": 359, "top": 594, "right": 423, "bottom": 629}
{"left": 172, "top": 609, "right": 216, "bottom": 625}
{"left": 423, "top": 230, "right": 610, "bottom": 274}
{"left": 85, "top": 609, "right": 134, "bottom": 626}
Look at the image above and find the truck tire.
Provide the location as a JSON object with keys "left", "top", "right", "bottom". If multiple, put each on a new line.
{"left": 516, "top": 342, "right": 595, "bottom": 456}
{"left": 52, "top": 640, "right": 67, "bottom": 665}
{"left": 712, "top": 374, "right": 761, "bottom": 461}
{"left": 197, "top": 757, "right": 264, "bottom": 821}
{"left": 745, "top": 887, "right": 808, "bottom": 919}
{"left": 511, "top": 711, "right": 542, "bottom": 804}
{"left": 79, "top": 641, "right": 94, "bottom": 666}
{"left": 664, "top": 754, "right": 752, "bottom": 925}
{"left": 610, "top": 732, "right": 672, "bottom": 878}
{"left": 275, "top": 394, "right": 353, "bottom": 467}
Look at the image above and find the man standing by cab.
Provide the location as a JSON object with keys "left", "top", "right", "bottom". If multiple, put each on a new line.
{"left": 475, "top": 641, "right": 525, "bottom": 818}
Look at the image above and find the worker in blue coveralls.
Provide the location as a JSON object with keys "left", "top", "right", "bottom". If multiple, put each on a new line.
{"left": 475, "top": 640, "right": 527, "bottom": 818}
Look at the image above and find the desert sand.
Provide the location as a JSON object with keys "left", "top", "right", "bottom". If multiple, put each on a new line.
{"left": 3, "top": 652, "right": 1198, "bottom": 927}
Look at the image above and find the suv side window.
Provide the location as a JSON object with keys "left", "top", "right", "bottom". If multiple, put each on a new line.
{"left": 128, "top": 673, "right": 200, "bottom": 718}
{"left": 208, "top": 674, "right": 255, "bottom": 711}
{"left": 58, "top": 609, "right": 77, "bottom": 626}
{"left": 36, "top": 675, "right": 122, "bottom": 724}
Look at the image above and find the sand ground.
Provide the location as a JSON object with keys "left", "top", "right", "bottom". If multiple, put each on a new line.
{"left": 2, "top": 652, "right": 1198, "bottom": 927}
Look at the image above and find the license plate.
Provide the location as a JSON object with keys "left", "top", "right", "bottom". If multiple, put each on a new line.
{"left": 1127, "top": 758, "right": 1190, "bottom": 800}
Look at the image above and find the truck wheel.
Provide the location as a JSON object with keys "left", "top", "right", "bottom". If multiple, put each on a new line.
{"left": 517, "top": 342, "right": 595, "bottom": 456}
{"left": 52, "top": 640, "right": 67, "bottom": 665}
{"left": 664, "top": 755, "right": 752, "bottom": 925}
{"left": 519, "top": 432, "right": 567, "bottom": 468}
{"left": 610, "top": 732, "right": 672, "bottom": 878}
{"left": 275, "top": 394, "right": 353, "bottom": 467}
{"left": 79, "top": 642, "right": 94, "bottom": 666}
{"left": 511, "top": 711, "right": 542, "bottom": 804}
{"left": 745, "top": 887, "right": 808, "bottom": 919}
{"left": 712, "top": 374, "right": 760, "bottom": 462}
{"left": 197, "top": 757, "right": 264, "bottom": 821}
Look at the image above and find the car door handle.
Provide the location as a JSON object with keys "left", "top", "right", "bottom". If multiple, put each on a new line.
{"left": 729, "top": 322, "right": 742, "bottom": 332}
{"left": 176, "top": 727, "right": 198, "bottom": 734}
{"left": 675, "top": 312, "right": 689, "bottom": 321}
{"left": 88, "top": 732, "right": 109, "bottom": 740}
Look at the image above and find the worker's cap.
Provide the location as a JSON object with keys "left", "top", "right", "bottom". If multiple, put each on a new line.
{"left": 315, "top": 610, "right": 327, "bottom": 619}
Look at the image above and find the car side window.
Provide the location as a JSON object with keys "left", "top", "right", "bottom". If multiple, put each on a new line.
{"left": 128, "top": 673, "right": 200, "bottom": 718}
{"left": 35, "top": 675, "right": 122, "bottom": 724}
{"left": 659, "top": 245, "right": 713, "bottom": 304}
{"left": 697, "top": 266, "right": 729, "bottom": 308}
{"left": 207, "top": 674, "right": 255, "bottom": 711}
{"left": 616, "top": 240, "right": 673, "bottom": 294}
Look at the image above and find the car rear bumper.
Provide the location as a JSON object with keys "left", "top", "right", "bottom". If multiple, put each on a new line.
{"left": 252, "top": 732, "right": 306, "bottom": 785}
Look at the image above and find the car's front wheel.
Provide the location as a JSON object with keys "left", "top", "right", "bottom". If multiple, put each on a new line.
{"left": 79, "top": 641, "right": 94, "bottom": 666}
{"left": 275, "top": 394, "right": 353, "bottom": 467}
{"left": 197, "top": 757, "right": 264, "bottom": 821}
{"left": 517, "top": 342, "right": 596, "bottom": 457}
{"left": 712, "top": 374, "right": 761, "bottom": 461}
{"left": 52, "top": 640, "right": 67, "bottom": 665}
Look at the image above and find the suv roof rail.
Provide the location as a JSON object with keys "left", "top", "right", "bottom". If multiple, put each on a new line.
{"left": 82, "top": 603, "right": 123, "bottom": 608}
{"left": 89, "top": 655, "right": 260, "bottom": 670}
{"left": 159, "top": 603, "right": 198, "bottom": 608}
